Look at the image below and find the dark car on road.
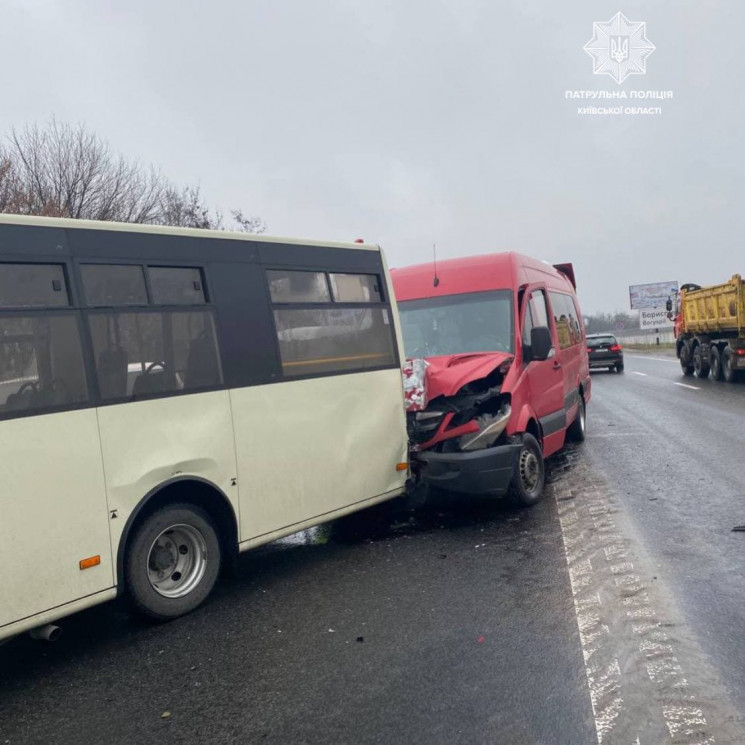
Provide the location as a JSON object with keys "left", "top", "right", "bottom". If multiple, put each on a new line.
{"left": 587, "top": 333, "right": 624, "bottom": 373}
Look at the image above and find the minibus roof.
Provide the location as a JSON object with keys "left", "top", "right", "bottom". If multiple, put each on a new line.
{"left": 391, "top": 251, "right": 574, "bottom": 301}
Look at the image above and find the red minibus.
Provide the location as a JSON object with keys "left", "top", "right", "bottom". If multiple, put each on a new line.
{"left": 392, "top": 252, "right": 590, "bottom": 506}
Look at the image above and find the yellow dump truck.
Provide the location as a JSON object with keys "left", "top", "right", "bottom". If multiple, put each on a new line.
{"left": 671, "top": 275, "right": 745, "bottom": 381}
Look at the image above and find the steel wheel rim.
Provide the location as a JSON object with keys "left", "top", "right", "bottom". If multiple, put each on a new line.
{"left": 519, "top": 447, "right": 541, "bottom": 493}
{"left": 147, "top": 524, "right": 208, "bottom": 598}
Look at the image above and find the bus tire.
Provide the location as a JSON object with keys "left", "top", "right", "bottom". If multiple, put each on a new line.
{"left": 509, "top": 433, "right": 545, "bottom": 508}
{"left": 124, "top": 503, "right": 221, "bottom": 621}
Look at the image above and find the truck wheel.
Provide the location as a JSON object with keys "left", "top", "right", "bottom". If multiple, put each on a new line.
{"left": 566, "top": 395, "right": 586, "bottom": 442}
{"left": 680, "top": 342, "right": 694, "bottom": 376}
{"left": 723, "top": 348, "right": 739, "bottom": 383}
{"left": 509, "top": 433, "right": 545, "bottom": 508}
{"left": 693, "top": 346, "right": 710, "bottom": 379}
{"left": 710, "top": 347, "right": 724, "bottom": 380}
{"left": 125, "top": 503, "right": 221, "bottom": 621}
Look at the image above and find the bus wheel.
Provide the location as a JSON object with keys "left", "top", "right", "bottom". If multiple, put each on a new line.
{"left": 125, "top": 503, "right": 221, "bottom": 621}
{"left": 509, "top": 433, "right": 545, "bottom": 508}
{"left": 710, "top": 346, "right": 723, "bottom": 381}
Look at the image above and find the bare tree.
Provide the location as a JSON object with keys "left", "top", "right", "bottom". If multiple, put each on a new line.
{"left": 0, "top": 120, "right": 264, "bottom": 232}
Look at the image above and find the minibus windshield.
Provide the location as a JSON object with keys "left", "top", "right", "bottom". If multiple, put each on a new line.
{"left": 398, "top": 290, "right": 513, "bottom": 358}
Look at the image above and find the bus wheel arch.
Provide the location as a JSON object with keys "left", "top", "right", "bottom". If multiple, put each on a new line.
{"left": 117, "top": 477, "right": 239, "bottom": 613}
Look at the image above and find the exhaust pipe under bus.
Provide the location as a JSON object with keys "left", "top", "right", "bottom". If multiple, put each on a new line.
{"left": 28, "top": 624, "right": 62, "bottom": 642}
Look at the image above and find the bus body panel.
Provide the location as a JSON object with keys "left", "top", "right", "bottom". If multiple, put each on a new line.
{"left": 0, "top": 214, "right": 408, "bottom": 640}
{"left": 0, "top": 409, "right": 113, "bottom": 628}
{"left": 231, "top": 368, "right": 407, "bottom": 541}
{"left": 96, "top": 391, "right": 239, "bottom": 558}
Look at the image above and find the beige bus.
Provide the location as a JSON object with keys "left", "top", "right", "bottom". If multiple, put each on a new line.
{"left": 0, "top": 215, "right": 408, "bottom": 642}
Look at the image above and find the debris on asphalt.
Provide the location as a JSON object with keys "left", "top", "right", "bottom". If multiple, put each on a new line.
{"left": 356, "top": 636, "right": 364, "bottom": 643}
{"left": 161, "top": 711, "right": 171, "bottom": 719}
{"left": 731, "top": 525, "right": 745, "bottom": 532}
{"left": 477, "top": 636, "right": 484, "bottom": 643}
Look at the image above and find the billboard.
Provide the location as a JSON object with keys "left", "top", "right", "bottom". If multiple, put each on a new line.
{"left": 629, "top": 280, "right": 678, "bottom": 310}
{"left": 639, "top": 308, "right": 674, "bottom": 330}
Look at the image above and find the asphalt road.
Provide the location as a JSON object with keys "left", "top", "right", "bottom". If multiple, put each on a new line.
{"left": 3, "top": 351, "right": 745, "bottom": 744}
{"left": 0, "top": 479, "right": 596, "bottom": 744}
{"left": 587, "top": 351, "right": 745, "bottom": 719}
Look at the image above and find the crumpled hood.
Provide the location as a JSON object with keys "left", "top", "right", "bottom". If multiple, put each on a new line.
{"left": 423, "top": 352, "right": 514, "bottom": 400}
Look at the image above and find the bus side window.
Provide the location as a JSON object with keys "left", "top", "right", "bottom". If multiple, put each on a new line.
{"left": 0, "top": 263, "right": 89, "bottom": 416}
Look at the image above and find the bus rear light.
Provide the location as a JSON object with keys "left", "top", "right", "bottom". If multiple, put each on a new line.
{"left": 402, "top": 358, "right": 429, "bottom": 411}
{"left": 79, "top": 555, "right": 101, "bottom": 570}
{"left": 735, "top": 349, "right": 745, "bottom": 356}
{"left": 396, "top": 462, "right": 409, "bottom": 471}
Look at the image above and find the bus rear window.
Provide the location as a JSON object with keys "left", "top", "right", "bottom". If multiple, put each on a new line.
{"left": 273, "top": 307, "right": 396, "bottom": 376}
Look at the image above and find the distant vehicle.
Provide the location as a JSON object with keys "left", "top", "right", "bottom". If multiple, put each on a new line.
{"left": 392, "top": 252, "right": 591, "bottom": 507}
{"left": 668, "top": 276, "right": 745, "bottom": 382}
{"left": 0, "top": 215, "right": 409, "bottom": 643}
{"left": 586, "top": 334, "right": 624, "bottom": 373}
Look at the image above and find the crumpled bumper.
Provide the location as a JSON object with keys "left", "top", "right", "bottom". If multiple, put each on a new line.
{"left": 416, "top": 441, "right": 522, "bottom": 496}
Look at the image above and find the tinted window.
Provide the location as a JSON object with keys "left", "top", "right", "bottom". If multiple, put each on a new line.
{"left": 267, "top": 270, "right": 330, "bottom": 303}
{"left": 587, "top": 336, "right": 617, "bottom": 348}
{"left": 0, "top": 264, "right": 68, "bottom": 308}
{"left": 549, "top": 292, "right": 582, "bottom": 349}
{"left": 149, "top": 267, "right": 205, "bottom": 305}
{"left": 273, "top": 307, "right": 396, "bottom": 376}
{"left": 82, "top": 264, "right": 148, "bottom": 306}
{"left": 0, "top": 314, "right": 88, "bottom": 414}
{"left": 398, "top": 291, "right": 513, "bottom": 358}
{"left": 329, "top": 273, "right": 383, "bottom": 303}
{"left": 88, "top": 310, "right": 222, "bottom": 399}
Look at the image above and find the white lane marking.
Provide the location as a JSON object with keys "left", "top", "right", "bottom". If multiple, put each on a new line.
{"left": 632, "top": 372, "right": 648, "bottom": 377}
{"left": 674, "top": 382, "right": 700, "bottom": 390}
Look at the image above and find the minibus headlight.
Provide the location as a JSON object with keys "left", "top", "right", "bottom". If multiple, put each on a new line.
{"left": 458, "top": 403, "right": 511, "bottom": 451}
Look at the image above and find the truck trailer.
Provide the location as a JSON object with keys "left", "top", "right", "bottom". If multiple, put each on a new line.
{"left": 669, "top": 274, "right": 745, "bottom": 381}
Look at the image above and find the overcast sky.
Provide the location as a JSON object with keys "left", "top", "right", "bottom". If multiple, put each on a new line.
{"left": 1, "top": 0, "right": 741, "bottom": 313}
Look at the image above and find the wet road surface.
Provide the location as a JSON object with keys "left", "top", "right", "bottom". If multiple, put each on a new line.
{"left": 1, "top": 479, "right": 595, "bottom": 744}
{"left": 3, "top": 351, "right": 745, "bottom": 744}
{"left": 587, "top": 351, "right": 745, "bottom": 720}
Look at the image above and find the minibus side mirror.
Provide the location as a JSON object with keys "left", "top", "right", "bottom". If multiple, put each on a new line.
{"left": 530, "top": 326, "right": 553, "bottom": 361}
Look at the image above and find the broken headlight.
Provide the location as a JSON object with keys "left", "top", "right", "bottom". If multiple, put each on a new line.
{"left": 457, "top": 402, "right": 511, "bottom": 451}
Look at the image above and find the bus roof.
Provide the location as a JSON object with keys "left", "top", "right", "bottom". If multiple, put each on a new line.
{"left": 390, "top": 251, "right": 572, "bottom": 301}
{"left": 0, "top": 214, "right": 380, "bottom": 252}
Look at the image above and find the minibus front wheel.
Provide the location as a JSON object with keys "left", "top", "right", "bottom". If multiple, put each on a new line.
{"left": 125, "top": 503, "right": 222, "bottom": 621}
{"left": 508, "top": 433, "right": 545, "bottom": 507}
